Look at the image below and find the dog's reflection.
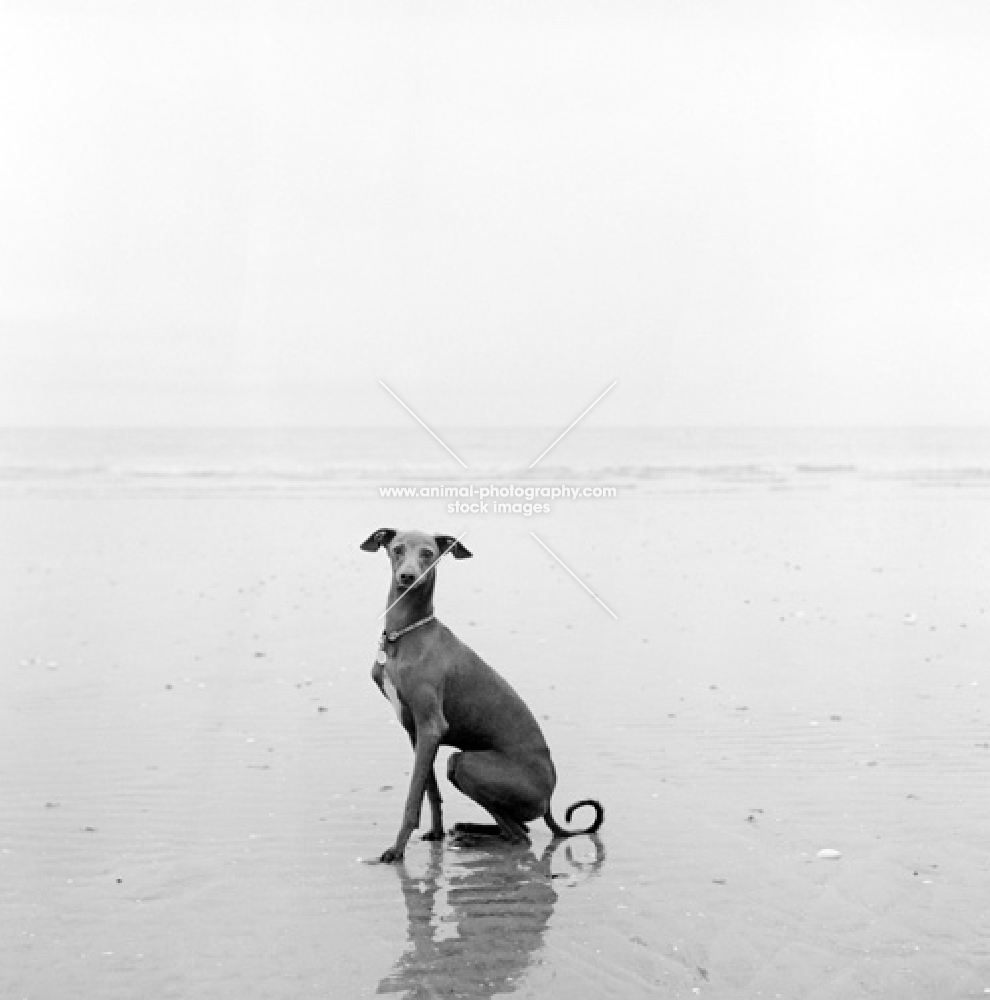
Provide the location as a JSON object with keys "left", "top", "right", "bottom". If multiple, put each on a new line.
{"left": 377, "top": 835, "right": 604, "bottom": 998}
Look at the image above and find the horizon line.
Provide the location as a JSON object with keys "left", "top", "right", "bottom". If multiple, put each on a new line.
{"left": 2, "top": 422, "right": 990, "bottom": 432}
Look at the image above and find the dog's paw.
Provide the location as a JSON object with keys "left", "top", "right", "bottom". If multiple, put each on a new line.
{"left": 379, "top": 847, "right": 403, "bottom": 864}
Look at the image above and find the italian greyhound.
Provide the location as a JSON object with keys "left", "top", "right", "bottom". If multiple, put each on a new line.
{"left": 361, "top": 527, "right": 604, "bottom": 864}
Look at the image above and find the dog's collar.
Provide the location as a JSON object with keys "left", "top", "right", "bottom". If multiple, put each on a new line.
{"left": 382, "top": 614, "right": 435, "bottom": 645}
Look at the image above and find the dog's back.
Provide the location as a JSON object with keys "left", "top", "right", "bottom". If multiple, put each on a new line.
{"left": 432, "top": 623, "right": 550, "bottom": 757}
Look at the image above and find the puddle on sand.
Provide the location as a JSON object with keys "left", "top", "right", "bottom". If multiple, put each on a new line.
{"left": 376, "top": 834, "right": 605, "bottom": 998}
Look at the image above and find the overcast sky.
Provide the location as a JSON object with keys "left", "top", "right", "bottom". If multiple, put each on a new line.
{"left": 2, "top": 1, "right": 989, "bottom": 426}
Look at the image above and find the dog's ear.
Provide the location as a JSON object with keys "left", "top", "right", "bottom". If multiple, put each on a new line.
{"left": 360, "top": 528, "right": 397, "bottom": 553}
{"left": 435, "top": 535, "right": 472, "bottom": 559}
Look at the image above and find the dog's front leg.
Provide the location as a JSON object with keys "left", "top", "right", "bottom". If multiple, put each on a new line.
{"left": 380, "top": 709, "right": 447, "bottom": 863}
{"left": 421, "top": 768, "right": 445, "bottom": 841}
{"left": 403, "top": 726, "right": 445, "bottom": 842}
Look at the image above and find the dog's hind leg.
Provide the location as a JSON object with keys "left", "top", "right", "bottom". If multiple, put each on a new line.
{"left": 451, "top": 820, "right": 529, "bottom": 834}
{"left": 447, "top": 751, "right": 545, "bottom": 845}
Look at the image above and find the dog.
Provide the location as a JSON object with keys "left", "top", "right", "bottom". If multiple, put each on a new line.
{"left": 362, "top": 527, "right": 603, "bottom": 863}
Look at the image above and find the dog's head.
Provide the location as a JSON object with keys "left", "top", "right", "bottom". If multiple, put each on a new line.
{"left": 360, "top": 528, "right": 472, "bottom": 594}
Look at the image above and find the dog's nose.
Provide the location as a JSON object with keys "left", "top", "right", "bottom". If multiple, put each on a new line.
{"left": 398, "top": 570, "right": 416, "bottom": 586}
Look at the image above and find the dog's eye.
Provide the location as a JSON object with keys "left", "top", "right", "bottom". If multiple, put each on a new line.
{"left": 420, "top": 549, "right": 433, "bottom": 560}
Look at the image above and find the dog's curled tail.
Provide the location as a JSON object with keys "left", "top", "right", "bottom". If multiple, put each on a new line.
{"left": 544, "top": 799, "right": 604, "bottom": 838}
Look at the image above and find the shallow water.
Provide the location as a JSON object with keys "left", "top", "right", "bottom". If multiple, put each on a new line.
{"left": 3, "top": 473, "right": 990, "bottom": 997}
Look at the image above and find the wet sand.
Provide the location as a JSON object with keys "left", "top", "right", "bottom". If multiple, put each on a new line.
{"left": 2, "top": 480, "right": 990, "bottom": 998}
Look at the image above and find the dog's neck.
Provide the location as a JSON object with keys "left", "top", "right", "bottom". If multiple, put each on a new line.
{"left": 384, "top": 572, "right": 436, "bottom": 634}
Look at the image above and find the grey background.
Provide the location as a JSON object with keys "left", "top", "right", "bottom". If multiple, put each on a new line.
{"left": 2, "top": 1, "right": 989, "bottom": 428}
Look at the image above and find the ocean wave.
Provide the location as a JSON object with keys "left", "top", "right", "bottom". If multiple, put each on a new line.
{"left": 3, "top": 427, "right": 990, "bottom": 493}
{"left": 3, "top": 461, "right": 990, "bottom": 494}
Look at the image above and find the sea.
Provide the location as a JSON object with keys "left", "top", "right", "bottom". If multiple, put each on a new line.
{"left": 1, "top": 426, "right": 989, "bottom": 496}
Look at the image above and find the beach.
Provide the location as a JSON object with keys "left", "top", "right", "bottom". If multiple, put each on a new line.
{"left": 2, "top": 428, "right": 989, "bottom": 998}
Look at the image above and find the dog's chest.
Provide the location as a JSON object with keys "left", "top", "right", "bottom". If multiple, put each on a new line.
{"left": 374, "top": 645, "right": 406, "bottom": 722}
{"left": 382, "top": 669, "right": 403, "bottom": 721}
